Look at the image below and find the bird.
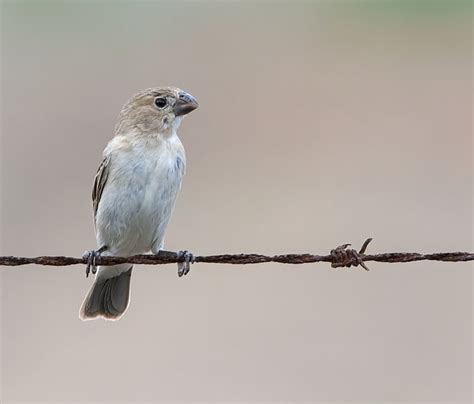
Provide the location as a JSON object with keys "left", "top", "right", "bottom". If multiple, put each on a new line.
{"left": 79, "top": 87, "right": 198, "bottom": 321}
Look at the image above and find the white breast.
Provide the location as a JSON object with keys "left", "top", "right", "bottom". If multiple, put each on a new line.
{"left": 95, "top": 134, "right": 185, "bottom": 256}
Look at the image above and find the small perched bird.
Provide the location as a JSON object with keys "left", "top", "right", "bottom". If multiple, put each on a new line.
{"left": 79, "top": 87, "right": 198, "bottom": 321}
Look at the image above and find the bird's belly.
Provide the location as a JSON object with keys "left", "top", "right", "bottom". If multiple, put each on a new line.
{"left": 96, "top": 154, "right": 184, "bottom": 255}
{"left": 133, "top": 176, "right": 180, "bottom": 251}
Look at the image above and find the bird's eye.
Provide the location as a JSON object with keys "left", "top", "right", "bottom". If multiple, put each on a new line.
{"left": 154, "top": 97, "right": 167, "bottom": 109}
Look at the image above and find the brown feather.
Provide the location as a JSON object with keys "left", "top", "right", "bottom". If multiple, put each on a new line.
{"left": 92, "top": 155, "right": 111, "bottom": 221}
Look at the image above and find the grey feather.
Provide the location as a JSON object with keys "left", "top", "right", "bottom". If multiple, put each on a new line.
{"left": 79, "top": 266, "right": 133, "bottom": 321}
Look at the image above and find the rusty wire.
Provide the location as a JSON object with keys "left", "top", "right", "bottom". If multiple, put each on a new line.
{"left": 0, "top": 238, "right": 472, "bottom": 270}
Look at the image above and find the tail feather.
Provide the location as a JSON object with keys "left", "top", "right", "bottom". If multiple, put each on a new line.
{"left": 79, "top": 266, "right": 133, "bottom": 321}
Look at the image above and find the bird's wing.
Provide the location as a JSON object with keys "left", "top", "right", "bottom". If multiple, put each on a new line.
{"left": 92, "top": 155, "right": 111, "bottom": 221}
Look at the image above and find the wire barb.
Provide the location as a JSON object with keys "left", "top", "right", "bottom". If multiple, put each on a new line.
{"left": 330, "top": 238, "right": 373, "bottom": 271}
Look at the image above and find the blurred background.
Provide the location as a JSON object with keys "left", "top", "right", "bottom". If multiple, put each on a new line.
{"left": 0, "top": 0, "right": 472, "bottom": 402}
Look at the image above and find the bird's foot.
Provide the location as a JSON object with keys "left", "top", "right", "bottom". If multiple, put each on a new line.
{"left": 177, "top": 250, "right": 194, "bottom": 277}
{"left": 82, "top": 246, "right": 107, "bottom": 278}
{"left": 330, "top": 238, "right": 372, "bottom": 271}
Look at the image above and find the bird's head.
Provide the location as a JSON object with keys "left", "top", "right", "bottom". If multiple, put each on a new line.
{"left": 115, "top": 87, "right": 198, "bottom": 137}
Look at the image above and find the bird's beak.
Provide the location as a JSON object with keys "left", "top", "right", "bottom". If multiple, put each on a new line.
{"left": 174, "top": 91, "right": 199, "bottom": 116}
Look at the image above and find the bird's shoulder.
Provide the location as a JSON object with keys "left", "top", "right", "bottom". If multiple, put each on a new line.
{"left": 104, "top": 135, "right": 133, "bottom": 155}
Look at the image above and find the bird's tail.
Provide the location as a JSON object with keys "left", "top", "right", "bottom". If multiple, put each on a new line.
{"left": 79, "top": 265, "right": 133, "bottom": 321}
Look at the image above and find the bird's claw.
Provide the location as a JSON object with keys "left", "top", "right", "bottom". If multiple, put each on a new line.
{"left": 82, "top": 250, "right": 96, "bottom": 278}
{"left": 330, "top": 238, "right": 372, "bottom": 271}
{"left": 177, "top": 250, "right": 194, "bottom": 277}
{"left": 82, "top": 246, "right": 107, "bottom": 278}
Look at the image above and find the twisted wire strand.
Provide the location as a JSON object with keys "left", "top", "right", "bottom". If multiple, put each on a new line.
{"left": 1, "top": 249, "right": 472, "bottom": 268}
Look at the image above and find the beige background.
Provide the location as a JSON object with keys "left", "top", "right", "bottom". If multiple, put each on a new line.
{"left": 0, "top": 1, "right": 472, "bottom": 403}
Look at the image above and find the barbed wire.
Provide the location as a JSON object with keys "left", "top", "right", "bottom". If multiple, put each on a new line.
{"left": 0, "top": 239, "right": 472, "bottom": 270}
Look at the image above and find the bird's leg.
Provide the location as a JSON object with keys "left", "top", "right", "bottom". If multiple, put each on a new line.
{"left": 330, "top": 238, "right": 372, "bottom": 271}
{"left": 176, "top": 250, "right": 194, "bottom": 277}
{"left": 82, "top": 245, "right": 107, "bottom": 278}
{"left": 154, "top": 250, "right": 194, "bottom": 277}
